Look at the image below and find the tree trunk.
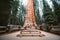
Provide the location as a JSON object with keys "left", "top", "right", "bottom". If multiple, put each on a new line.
{"left": 23, "top": 0, "right": 37, "bottom": 28}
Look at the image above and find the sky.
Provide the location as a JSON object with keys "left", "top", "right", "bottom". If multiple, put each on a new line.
{"left": 46, "top": 0, "right": 54, "bottom": 11}
{"left": 22, "top": 0, "right": 53, "bottom": 8}
{"left": 22, "top": 0, "right": 51, "bottom": 5}
{"left": 22, "top": 0, "right": 28, "bottom": 6}
{"left": 46, "top": 0, "right": 53, "bottom": 8}
{"left": 56, "top": 0, "right": 60, "bottom": 4}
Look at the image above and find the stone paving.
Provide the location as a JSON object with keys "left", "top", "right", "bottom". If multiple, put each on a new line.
{"left": 0, "top": 31, "right": 60, "bottom": 40}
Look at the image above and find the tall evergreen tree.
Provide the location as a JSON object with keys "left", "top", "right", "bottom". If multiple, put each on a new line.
{"left": 8, "top": 0, "right": 26, "bottom": 26}
{"left": 8, "top": 0, "right": 20, "bottom": 25}
{"left": 43, "top": 0, "right": 57, "bottom": 25}
{"left": 34, "top": 0, "right": 41, "bottom": 25}
{"left": 52, "top": 0, "right": 60, "bottom": 23}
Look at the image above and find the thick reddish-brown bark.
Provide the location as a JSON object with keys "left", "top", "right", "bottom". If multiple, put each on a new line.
{"left": 23, "top": 0, "right": 37, "bottom": 27}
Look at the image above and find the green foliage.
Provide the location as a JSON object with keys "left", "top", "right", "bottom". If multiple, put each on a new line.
{"left": 43, "top": 0, "right": 57, "bottom": 25}
{"left": 18, "top": 3, "right": 26, "bottom": 26}
{"left": 8, "top": 0, "right": 26, "bottom": 26}
{"left": 52, "top": 0, "right": 60, "bottom": 23}
{"left": 8, "top": 0, "right": 20, "bottom": 25}
{"left": 34, "top": 0, "right": 41, "bottom": 24}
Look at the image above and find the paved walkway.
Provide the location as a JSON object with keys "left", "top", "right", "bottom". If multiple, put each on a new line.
{"left": 0, "top": 31, "right": 60, "bottom": 40}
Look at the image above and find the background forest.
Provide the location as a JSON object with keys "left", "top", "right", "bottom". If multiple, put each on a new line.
{"left": 0, "top": 0, "right": 60, "bottom": 26}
